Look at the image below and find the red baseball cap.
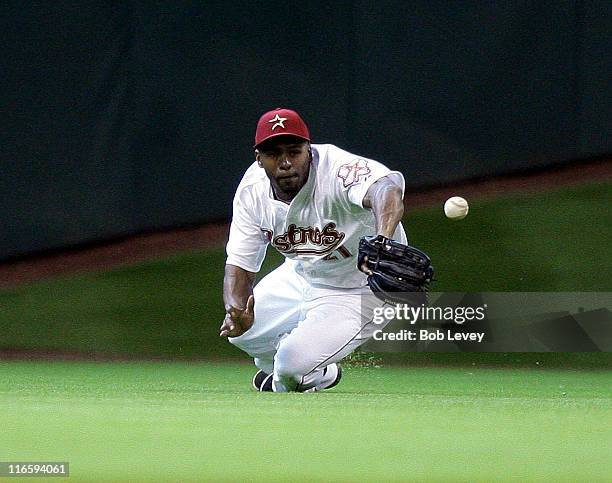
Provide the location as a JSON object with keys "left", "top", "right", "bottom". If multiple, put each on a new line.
{"left": 254, "top": 108, "right": 310, "bottom": 148}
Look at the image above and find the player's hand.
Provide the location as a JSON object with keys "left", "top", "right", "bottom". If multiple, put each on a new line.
{"left": 219, "top": 295, "right": 255, "bottom": 338}
{"left": 359, "top": 255, "right": 373, "bottom": 275}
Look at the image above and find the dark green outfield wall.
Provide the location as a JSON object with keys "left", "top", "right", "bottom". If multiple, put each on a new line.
{"left": 1, "top": 1, "right": 610, "bottom": 260}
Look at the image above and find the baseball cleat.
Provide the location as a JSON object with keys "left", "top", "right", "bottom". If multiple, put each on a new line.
{"left": 259, "top": 373, "right": 274, "bottom": 392}
{"left": 254, "top": 365, "right": 342, "bottom": 392}
{"left": 325, "top": 364, "right": 342, "bottom": 390}
{"left": 252, "top": 370, "right": 269, "bottom": 391}
{"left": 303, "top": 364, "right": 343, "bottom": 392}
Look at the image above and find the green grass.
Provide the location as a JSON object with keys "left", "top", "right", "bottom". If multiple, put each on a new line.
{"left": 0, "top": 181, "right": 611, "bottom": 360}
{"left": 406, "top": 181, "right": 612, "bottom": 291}
{"left": 0, "top": 361, "right": 610, "bottom": 482}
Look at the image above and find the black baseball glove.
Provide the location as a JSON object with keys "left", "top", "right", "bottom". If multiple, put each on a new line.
{"left": 358, "top": 235, "right": 434, "bottom": 305}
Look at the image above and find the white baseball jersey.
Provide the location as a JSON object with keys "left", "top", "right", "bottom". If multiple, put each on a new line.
{"left": 226, "top": 143, "right": 407, "bottom": 288}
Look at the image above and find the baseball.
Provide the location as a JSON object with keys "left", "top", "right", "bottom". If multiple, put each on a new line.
{"left": 444, "top": 196, "right": 469, "bottom": 220}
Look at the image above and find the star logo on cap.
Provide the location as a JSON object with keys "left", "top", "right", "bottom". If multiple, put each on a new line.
{"left": 268, "top": 113, "right": 287, "bottom": 131}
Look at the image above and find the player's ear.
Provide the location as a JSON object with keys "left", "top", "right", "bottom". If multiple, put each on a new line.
{"left": 255, "top": 149, "right": 263, "bottom": 167}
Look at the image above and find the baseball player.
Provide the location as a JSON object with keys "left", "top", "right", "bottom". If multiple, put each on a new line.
{"left": 220, "top": 108, "right": 412, "bottom": 392}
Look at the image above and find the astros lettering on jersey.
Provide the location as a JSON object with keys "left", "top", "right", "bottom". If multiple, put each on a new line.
{"left": 226, "top": 143, "right": 408, "bottom": 288}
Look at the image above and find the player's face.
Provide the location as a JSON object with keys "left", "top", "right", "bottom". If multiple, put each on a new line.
{"left": 256, "top": 138, "right": 311, "bottom": 202}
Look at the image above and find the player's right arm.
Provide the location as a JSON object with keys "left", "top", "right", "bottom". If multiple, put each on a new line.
{"left": 221, "top": 173, "right": 269, "bottom": 338}
{"left": 220, "top": 264, "right": 256, "bottom": 337}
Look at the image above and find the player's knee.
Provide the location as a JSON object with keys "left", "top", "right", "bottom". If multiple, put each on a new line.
{"left": 274, "top": 348, "right": 310, "bottom": 389}
{"left": 227, "top": 335, "right": 246, "bottom": 350}
{"left": 274, "top": 363, "right": 302, "bottom": 384}
{"left": 274, "top": 367, "right": 301, "bottom": 392}
{"left": 227, "top": 335, "right": 264, "bottom": 360}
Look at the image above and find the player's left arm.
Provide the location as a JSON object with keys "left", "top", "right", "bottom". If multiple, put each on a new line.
{"left": 362, "top": 176, "right": 404, "bottom": 238}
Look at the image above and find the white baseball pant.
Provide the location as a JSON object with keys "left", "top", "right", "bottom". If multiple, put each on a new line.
{"left": 229, "top": 260, "right": 387, "bottom": 392}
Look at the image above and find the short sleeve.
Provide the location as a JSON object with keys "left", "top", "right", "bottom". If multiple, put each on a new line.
{"left": 225, "top": 189, "right": 269, "bottom": 273}
{"left": 336, "top": 157, "right": 405, "bottom": 207}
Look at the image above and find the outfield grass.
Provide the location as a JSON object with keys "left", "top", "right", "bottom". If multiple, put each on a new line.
{"left": 0, "top": 361, "right": 610, "bottom": 482}
{"left": 407, "top": 180, "right": 612, "bottom": 291}
{"left": 1, "top": 182, "right": 611, "bottom": 360}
